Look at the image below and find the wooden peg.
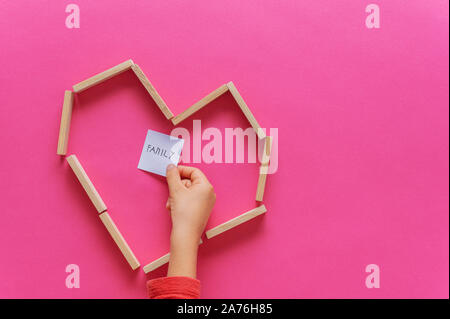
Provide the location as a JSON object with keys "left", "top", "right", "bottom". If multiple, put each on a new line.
{"left": 131, "top": 64, "right": 174, "bottom": 120}
{"left": 256, "top": 136, "right": 273, "bottom": 201}
{"left": 255, "top": 172, "right": 268, "bottom": 202}
{"left": 66, "top": 155, "right": 107, "bottom": 213}
{"left": 226, "top": 81, "right": 265, "bottom": 139}
{"left": 56, "top": 90, "right": 74, "bottom": 155}
{"left": 143, "top": 253, "right": 170, "bottom": 274}
{"left": 73, "top": 59, "right": 134, "bottom": 93}
{"left": 143, "top": 239, "right": 203, "bottom": 273}
{"left": 171, "top": 84, "right": 229, "bottom": 125}
{"left": 99, "top": 212, "right": 140, "bottom": 270}
{"left": 260, "top": 136, "right": 273, "bottom": 166}
{"left": 206, "top": 205, "right": 267, "bottom": 239}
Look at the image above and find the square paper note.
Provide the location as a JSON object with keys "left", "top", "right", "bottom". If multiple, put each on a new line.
{"left": 138, "top": 129, "right": 184, "bottom": 177}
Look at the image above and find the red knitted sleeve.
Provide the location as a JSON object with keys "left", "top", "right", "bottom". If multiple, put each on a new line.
{"left": 147, "top": 276, "right": 201, "bottom": 299}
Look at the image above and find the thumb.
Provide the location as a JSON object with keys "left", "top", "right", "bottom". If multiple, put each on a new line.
{"left": 166, "top": 164, "right": 182, "bottom": 195}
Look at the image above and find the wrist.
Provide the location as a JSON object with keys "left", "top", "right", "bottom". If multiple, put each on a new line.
{"left": 168, "top": 230, "right": 199, "bottom": 279}
{"left": 170, "top": 227, "right": 201, "bottom": 247}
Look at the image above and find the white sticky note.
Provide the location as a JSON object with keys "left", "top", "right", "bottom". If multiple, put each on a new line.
{"left": 138, "top": 129, "right": 184, "bottom": 177}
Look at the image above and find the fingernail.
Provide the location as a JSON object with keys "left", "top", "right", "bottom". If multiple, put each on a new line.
{"left": 166, "top": 164, "right": 176, "bottom": 171}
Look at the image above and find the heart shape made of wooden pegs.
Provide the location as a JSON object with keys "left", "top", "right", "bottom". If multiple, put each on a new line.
{"left": 57, "top": 59, "right": 272, "bottom": 272}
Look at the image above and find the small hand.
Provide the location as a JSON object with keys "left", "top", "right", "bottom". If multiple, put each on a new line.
{"left": 165, "top": 164, "right": 216, "bottom": 278}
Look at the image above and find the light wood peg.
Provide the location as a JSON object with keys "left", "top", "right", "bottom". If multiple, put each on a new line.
{"left": 143, "top": 253, "right": 170, "bottom": 274}
{"left": 171, "top": 84, "right": 229, "bottom": 125}
{"left": 260, "top": 136, "right": 273, "bottom": 166}
{"left": 256, "top": 136, "right": 273, "bottom": 201}
{"left": 227, "top": 81, "right": 265, "bottom": 139}
{"left": 206, "top": 205, "right": 267, "bottom": 239}
{"left": 255, "top": 172, "right": 268, "bottom": 202}
{"left": 57, "top": 90, "right": 74, "bottom": 155}
{"left": 73, "top": 59, "right": 134, "bottom": 93}
{"left": 131, "top": 64, "right": 174, "bottom": 120}
{"left": 143, "top": 239, "right": 203, "bottom": 273}
{"left": 99, "top": 211, "right": 140, "bottom": 270}
{"left": 66, "top": 154, "right": 107, "bottom": 213}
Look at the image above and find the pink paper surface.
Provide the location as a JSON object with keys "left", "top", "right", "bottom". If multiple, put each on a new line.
{"left": 0, "top": 0, "right": 448, "bottom": 298}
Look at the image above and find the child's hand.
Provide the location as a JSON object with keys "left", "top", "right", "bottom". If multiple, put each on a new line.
{"left": 166, "top": 164, "right": 216, "bottom": 244}
{"left": 165, "top": 164, "right": 215, "bottom": 278}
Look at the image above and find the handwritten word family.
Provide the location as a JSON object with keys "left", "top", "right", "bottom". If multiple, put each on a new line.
{"left": 146, "top": 144, "right": 176, "bottom": 160}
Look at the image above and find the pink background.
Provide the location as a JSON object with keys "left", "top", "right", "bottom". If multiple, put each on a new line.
{"left": 0, "top": 0, "right": 448, "bottom": 298}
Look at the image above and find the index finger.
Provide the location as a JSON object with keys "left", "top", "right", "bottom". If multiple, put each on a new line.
{"left": 177, "top": 165, "right": 209, "bottom": 185}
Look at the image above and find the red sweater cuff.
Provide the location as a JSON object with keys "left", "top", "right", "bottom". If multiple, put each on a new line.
{"left": 147, "top": 276, "right": 201, "bottom": 299}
